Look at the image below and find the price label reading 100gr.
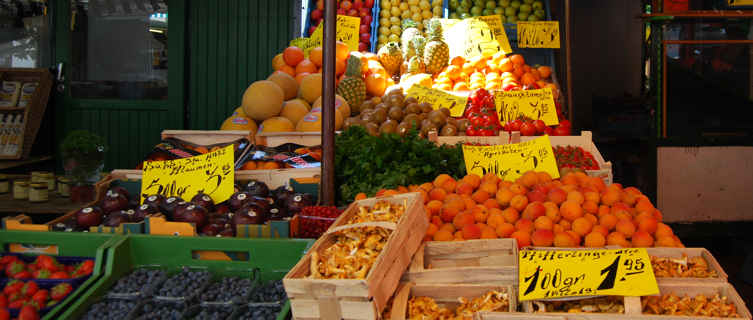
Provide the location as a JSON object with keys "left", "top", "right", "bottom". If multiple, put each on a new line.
{"left": 518, "top": 248, "right": 659, "bottom": 301}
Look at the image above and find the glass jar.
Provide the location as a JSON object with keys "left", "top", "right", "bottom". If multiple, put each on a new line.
{"left": 0, "top": 174, "right": 8, "bottom": 194}
{"left": 13, "top": 180, "right": 28, "bottom": 200}
{"left": 29, "top": 183, "right": 48, "bottom": 203}
{"left": 58, "top": 177, "right": 71, "bottom": 197}
{"left": 30, "top": 171, "right": 44, "bottom": 183}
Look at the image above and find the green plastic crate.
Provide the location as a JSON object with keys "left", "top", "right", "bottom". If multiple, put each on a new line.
{"left": 60, "top": 234, "right": 313, "bottom": 320}
{"left": 0, "top": 231, "right": 121, "bottom": 320}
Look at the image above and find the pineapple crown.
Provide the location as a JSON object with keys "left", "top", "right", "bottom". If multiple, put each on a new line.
{"left": 345, "top": 54, "right": 362, "bottom": 77}
{"left": 402, "top": 18, "right": 419, "bottom": 31}
{"left": 407, "top": 56, "right": 422, "bottom": 73}
{"left": 427, "top": 19, "right": 443, "bottom": 40}
{"left": 412, "top": 36, "right": 426, "bottom": 56}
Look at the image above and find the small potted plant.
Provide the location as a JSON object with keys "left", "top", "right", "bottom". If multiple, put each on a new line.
{"left": 60, "top": 130, "right": 107, "bottom": 203}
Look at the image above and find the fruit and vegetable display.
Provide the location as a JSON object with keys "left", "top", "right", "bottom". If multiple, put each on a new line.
{"left": 447, "top": 0, "right": 547, "bottom": 22}
{"left": 371, "top": 170, "right": 680, "bottom": 249}
{"left": 642, "top": 293, "right": 740, "bottom": 317}
{"left": 553, "top": 145, "right": 599, "bottom": 174}
{"left": 137, "top": 137, "right": 251, "bottom": 169}
{"left": 650, "top": 254, "right": 718, "bottom": 278}
{"left": 376, "top": 0, "right": 443, "bottom": 48}
{"left": 79, "top": 267, "right": 288, "bottom": 320}
{"left": 308, "top": 201, "right": 405, "bottom": 279}
{"left": 530, "top": 296, "right": 624, "bottom": 313}
{"left": 307, "top": 0, "right": 376, "bottom": 52}
{"left": 1, "top": 280, "right": 74, "bottom": 319}
{"left": 504, "top": 117, "right": 571, "bottom": 137}
{"left": 1, "top": 254, "right": 94, "bottom": 280}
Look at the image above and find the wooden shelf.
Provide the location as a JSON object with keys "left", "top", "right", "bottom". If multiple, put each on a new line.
{"left": 0, "top": 155, "right": 52, "bottom": 170}
{"left": 0, "top": 192, "right": 81, "bottom": 215}
{"left": 641, "top": 10, "right": 753, "bottom": 19}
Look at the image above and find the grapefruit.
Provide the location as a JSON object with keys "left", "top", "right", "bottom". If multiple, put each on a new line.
{"left": 241, "top": 80, "right": 284, "bottom": 121}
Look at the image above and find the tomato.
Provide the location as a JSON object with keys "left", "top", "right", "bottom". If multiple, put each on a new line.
{"left": 510, "top": 120, "right": 522, "bottom": 131}
{"left": 553, "top": 126, "right": 571, "bottom": 136}
{"left": 520, "top": 122, "right": 537, "bottom": 136}
{"left": 543, "top": 126, "right": 554, "bottom": 135}
{"left": 559, "top": 120, "right": 571, "bottom": 128}
{"left": 533, "top": 120, "right": 547, "bottom": 133}
{"left": 465, "top": 127, "right": 478, "bottom": 136}
{"left": 479, "top": 129, "right": 494, "bottom": 136}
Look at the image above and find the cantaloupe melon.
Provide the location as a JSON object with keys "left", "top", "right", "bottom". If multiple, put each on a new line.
{"left": 242, "top": 80, "right": 284, "bottom": 121}
{"left": 220, "top": 115, "right": 257, "bottom": 132}
{"left": 280, "top": 100, "right": 309, "bottom": 126}
{"left": 291, "top": 98, "right": 311, "bottom": 111}
{"left": 298, "top": 73, "right": 322, "bottom": 104}
{"left": 308, "top": 108, "right": 343, "bottom": 131}
{"left": 231, "top": 106, "right": 246, "bottom": 117}
{"left": 267, "top": 72, "right": 298, "bottom": 100}
{"left": 296, "top": 112, "right": 322, "bottom": 132}
{"left": 312, "top": 95, "right": 351, "bottom": 119}
{"left": 259, "top": 117, "right": 295, "bottom": 133}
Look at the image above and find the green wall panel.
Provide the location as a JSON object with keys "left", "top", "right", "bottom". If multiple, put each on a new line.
{"left": 188, "top": 0, "right": 294, "bottom": 130}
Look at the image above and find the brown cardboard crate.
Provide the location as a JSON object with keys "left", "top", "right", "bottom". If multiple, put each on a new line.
{"left": 645, "top": 247, "right": 728, "bottom": 284}
{"left": 387, "top": 282, "right": 517, "bottom": 320}
{"left": 427, "top": 130, "right": 520, "bottom": 146}
{"left": 283, "top": 192, "right": 429, "bottom": 320}
{"left": 520, "top": 131, "right": 612, "bottom": 185}
{"left": 402, "top": 239, "right": 518, "bottom": 285}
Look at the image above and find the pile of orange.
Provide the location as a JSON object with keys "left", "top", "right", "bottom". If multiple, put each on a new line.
{"left": 432, "top": 53, "right": 559, "bottom": 97}
{"left": 361, "top": 170, "right": 682, "bottom": 249}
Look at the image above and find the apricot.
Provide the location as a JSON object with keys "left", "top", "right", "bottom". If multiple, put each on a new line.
{"left": 453, "top": 212, "right": 475, "bottom": 229}
{"left": 601, "top": 190, "right": 621, "bottom": 206}
{"left": 496, "top": 222, "right": 516, "bottom": 238}
{"left": 567, "top": 191, "right": 585, "bottom": 205}
{"left": 433, "top": 229, "right": 454, "bottom": 241}
{"left": 582, "top": 200, "right": 599, "bottom": 214}
{"left": 471, "top": 190, "right": 490, "bottom": 204}
{"left": 510, "top": 230, "right": 531, "bottom": 248}
{"left": 462, "top": 174, "right": 482, "bottom": 188}
{"left": 426, "top": 223, "right": 439, "bottom": 237}
{"left": 547, "top": 188, "right": 567, "bottom": 204}
{"left": 566, "top": 231, "right": 582, "bottom": 246}
{"left": 553, "top": 224, "right": 564, "bottom": 234}
{"left": 558, "top": 219, "right": 571, "bottom": 231}
{"left": 481, "top": 225, "right": 498, "bottom": 239}
{"left": 571, "top": 217, "right": 593, "bottom": 236}
{"left": 584, "top": 213, "right": 598, "bottom": 226}
{"left": 607, "top": 231, "right": 629, "bottom": 247}
{"left": 472, "top": 205, "right": 489, "bottom": 223}
{"left": 496, "top": 188, "right": 514, "bottom": 207}
{"left": 462, "top": 224, "right": 482, "bottom": 239}
{"left": 487, "top": 209, "right": 505, "bottom": 228}
{"left": 431, "top": 216, "right": 443, "bottom": 226}
{"left": 440, "top": 205, "right": 460, "bottom": 223}
{"left": 510, "top": 194, "right": 529, "bottom": 211}
{"left": 554, "top": 231, "right": 577, "bottom": 247}
{"left": 592, "top": 225, "right": 609, "bottom": 237}
{"left": 526, "top": 190, "right": 547, "bottom": 203}
{"left": 441, "top": 179, "right": 457, "bottom": 193}
{"left": 433, "top": 174, "right": 452, "bottom": 188}
{"left": 561, "top": 173, "right": 579, "bottom": 186}
{"left": 536, "top": 172, "right": 553, "bottom": 184}
{"left": 531, "top": 230, "right": 554, "bottom": 246}
{"left": 631, "top": 230, "right": 654, "bottom": 247}
{"left": 599, "top": 213, "right": 618, "bottom": 231}
{"left": 560, "top": 200, "right": 584, "bottom": 222}
{"left": 479, "top": 182, "right": 497, "bottom": 195}
{"left": 598, "top": 205, "right": 610, "bottom": 217}
{"left": 454, "top": 231, "right": 464, "bottom": 240}
{"left": 534, "top": 216, "right": 554, "bottom": 231}
{"left": 655, "top": 236, "right": 675, "bottom": 247}
{"left": 584, "top": 191, "right": 600, "bottom": 203}
{"left": 509, "top": 183, "right": 527, "bottom": 195}
{"left": 440, "top": 223, "right": 456, "bottom": 233}
{"left": 501, "top": 207, "right": 520, "bottom": 224}
{"left": 483, "top": 198, "right": 500, "bottom": 210}
{"left": 482, "top": 172, "right": 500, "bottom": 184}
{"left": 655, "top": 223, "right": 673, "bottom": 238}
{"left": 637, "top": 216, "right": 658, "bottom": 234}
{"left": 635, "top": 199, "right": 655, "bottom": 214}
{"left": 584, "top": 231, "right": 606, "bottom": 247}
{"left": 455, "top": 182, "right": 475, "bottom": 195}
{"left": 429, "top": 188, "right": 447, "bottom": 201}
{"left": 522, "top": 202, "right": 547, "bottom": 221}
{"left": 520, "top": 171, "right": 539, "bottom": 188}
{"left": 426, "top": 200, "right": 443, "bottom": 216}
{"left": 515, "top": 219, "right": 534, "bottom": 233}
{"left": 615, "top": 219, "right": 636, "bottom": 238}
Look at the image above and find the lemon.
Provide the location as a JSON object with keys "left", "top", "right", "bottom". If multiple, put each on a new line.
{"left": 433, "top": 6, "right": 442, "bottom": 16}
{"left": 379, "top": 26, "right": 390, "bottom": 35}
{"left": 380, "top": 10, "right": 390, "bottom": 18}
{"left": 390, "top": 0, "right": 400, "bottom": 5}
{"left": 399, "top": 2, "right": 409, "bottom": 10}
{"left": 378, "top": 34, "right": 388, "bottom": 43}
{"left": 381, "top": 1, "right": 391, "bottom": 9}
{"left": 390, "top": 25, "right": 401, "bottom": 34}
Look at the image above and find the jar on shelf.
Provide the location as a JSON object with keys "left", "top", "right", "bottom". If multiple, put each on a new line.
{"left": 41, "top": 173, "right": 55, "bottom": 191}
{"left": 0, "top": 174, "right": 8, "bottom": 194}
{"left": 57, "top": 177, "right": 71, "bottom": 197}
{"left": 30, "top": 171, "right": 44, "bottom": 183}
{"left": 29, "top": 183, "right": 48, "bottom": 203}
{"left": 13, "top": 180, "right": 29, "bottom": 200}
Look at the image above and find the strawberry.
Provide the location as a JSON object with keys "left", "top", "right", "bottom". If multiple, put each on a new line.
{"left": 8, "top": 297, "right": 26, "bottom": 309}
{"left": 0, "top": 308, "right": 8, "bottom": 320}
{"left": 12, "top": 271, "right": 32, "bottom": 279}
{"left": 50, "top": 283, "right": 71, "bottom": 301}
{"left": 31, "top": 270, "right": 49, "bottom": 279}
{"left": 30, "top": 290, "right": 47, "bottom": 307}
{"left": 4, "top": 261, "right": 25, "bottom": 277}
{"left": 2, "top": 281, "right": 22, "bottom": 296}
{"left": 72, "top": 260, "right": 94, "bottom": 277}
{"left": 49, "top": 271, "right": 69, "bottom": 279}
{"left": 18, "top": 304, "right": 38, "bottom": 320}
{"left": 32, "top": 256, "right": 60, "bottom": 272}
{"left": 20, "top": 282, "right": 37, "bottom": 297}
{"left": 0, "top": 294, "right": 6, "bottom": 308}
{"left": 0, "top": 255, "right": 18, "bottom": 266}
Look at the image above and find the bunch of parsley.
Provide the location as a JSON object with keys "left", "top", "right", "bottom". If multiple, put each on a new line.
{"left": 334, "top": 126, "right": 466, "bottom": 205}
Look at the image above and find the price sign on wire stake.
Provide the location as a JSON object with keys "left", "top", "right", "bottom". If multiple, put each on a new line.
{"left": 308, "top": 15, "right": 361, "bottom": 53}
{"left": 141, "top": 145, "right": 235, "bottom": 205}
{"left": 518, "top": 248, "right": 659, "bottom": 301}
{"left": 495, "top": 88, "right": 559, "bottom": 126}
{"left": 406, "top": 85, "right": 468, "bottom": 117}
{"left": 516, "top": 21, "right": 560, "bottom": 48}
{"left": 444, "top": 16, "right": 512, "bottom": 59}
{"left": 462, "top": 135, "right": 559, "bottom": 181}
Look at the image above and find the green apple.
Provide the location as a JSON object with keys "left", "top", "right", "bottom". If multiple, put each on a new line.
{"left": 482, "top": 8, "right": 493, "bottom": 15}
{"left": 532, "top": 1, "right": 543, "bottom": 10}
{"left": 450, "top": 12, "right": 460, "bottom": 18}
{"left": 499, "top": 0, "right": 511, "bottom": 7}
{"left": 474, "top": 0, "right": 485, "bottom": 7}
{"left": 486, "top": 1, "right": 496, "bottom": 9}
{"left": 450, "top": 0, "right": 459, "bottom": 9}
{"left": 527, "top": 14, "right": 538, "bottom": 21}
{"left": 504, "top": 7, "right": 516, "bottom": 15}
{"left": 499, "top": 15, "right": 507, "bottom": 23}
{"left": 460, "top": 12, "right": 471, "bottom": 19}
{"left": 519, "top": 3, "right": 532, "bottom": 13}
{"left": 511, "top": 0, "right": 521, "bottom": 9}
{"left": 507, "top": 15, "right": 518, "bottom": 22}
{"left": 523, "top": 0, "right": 534, "bottom": 4}
{"left": 494, "top": 7, "right": 505, "bottom": 14}
{"left": 471, "top": 5, "right": 483, "bottom": 15}
{"left": 517, "top": 11, "right": 529, "bottom": 20}
{"left": 534, "top": 9, "right": 545, "bottom": 19}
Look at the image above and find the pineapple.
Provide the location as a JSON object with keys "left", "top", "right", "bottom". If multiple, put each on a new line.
{"left": 400, "top": 56, "right": 427, "bottom": 84}
{"left": 400, "top": 19, "right": 421, "bottom": 50}
{"left": 423, "top": 19, "right": 449, "bottom": 75}
{"left": 377, "top": 42, "right": 403, "bottom": 76}
{"left": 412, "top": 35, "right": 427, "bottom": 59}
{"left": 402, "top": 38, "right": 417, "bottom": 61}
{"left": 336, "top": 55, "right": 366, "bottom": 109}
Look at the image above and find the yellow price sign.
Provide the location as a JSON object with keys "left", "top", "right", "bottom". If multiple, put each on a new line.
{"left": 477, "top": 15, "right": 513, "bottom": 54}
{"left": 406, "top": 85, "right": 468, "bottom": 117}
{"left": 517, "top": 21, "right": 560, "bottom": 48}
{"left": 309, "top": 15, "right": 361, "bottom": 53}
{"left": 495, "top": 88, "right": 559, "bottom": 126}
{"left": 728, "top": 0, "right": 753, "bottom": 6}
{"left": 462, "top": 135, "right": 559, "bottom": 181}
{"left": 445, "top": 17, "right": 511, "bottom": 59}
{"left": 289, "top": 37, "right": 315, "bottom": 57}
{"left": 518, "top": 248, "right": 659, "bottom": 301}
{"left": 141, "top": 145, "right": 235, "bottom": 205}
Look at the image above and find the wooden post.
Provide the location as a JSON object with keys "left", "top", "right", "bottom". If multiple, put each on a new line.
{"left": 321, "top": 0, "right": 337, "bottom": 205}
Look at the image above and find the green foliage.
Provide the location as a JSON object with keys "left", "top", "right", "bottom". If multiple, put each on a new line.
{"left": 334, "top": 126, "right": 466, "bottom": 205}
{"left": 60, "top": 130, "right": 107, "bottom": 184}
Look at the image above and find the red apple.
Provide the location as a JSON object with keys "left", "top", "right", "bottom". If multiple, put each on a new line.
{"left": 353, "top": 0, "right": 363, "bottom": 9}
{"left": 174, "top": 204, "right": 208, "bottom": 228}
{"left": 160, "top": 196, "right": 183, "bottom": 216}
{"left": 361, "top": 15, "right": 372, "bottom": 26}
{"left": 144, "top": 194, "right": 165, "bottom": 208}
{"left": 133, "top": 203, "right": 159, "bottom": 222}
{"left": 191, "top": 192, "right": 215, "bottom": 212}
{"left": 201, "top": 223, "right": 224, "bottom": 236}
{"left": 359, "top": 24, "right": 370, "bottom": 34}
{"left": 218, "top": 226, "right": 235, "bottom": 237}
{"left": 340, "top": 0, "right": 353, "bottom": 10}
{"left": 337, "top": 8, "right": 346, "bottom": 15}
{"left": 101, "top": 190, "right": 129, "bottom": 214}
{"left": 359, "top": 7, "right": 370, "bottom": 18}
{"left": 365, "top": 0, "right": 374, "bottom": 8}
{"left": 360, "top": 33, "right": 370, "bottom": 43}
{"left": 347, "top": 8, "right": 358, "bottom": 16}
{"left": 520, "top": 122, "right": 537, "bottom": 136}
{"left": 533, "top": 120, "right": 547, "bottom": 133}
{"left": 311, "top": 9, "right": 322, "bottom": 21}
{"left": 232, "top": 206, "right": 264, "bottom": 225}
{"left": 358, "top": 42, "right": 368, "bottom": 51}
{"left": 308, "top": 26, "right": 317, "bottom": 36}
{"left": 76, "top": 207, "right": 103, "bottom": 228}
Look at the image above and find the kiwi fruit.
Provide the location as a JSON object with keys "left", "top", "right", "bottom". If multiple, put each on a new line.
{"left": 405, "top": 103, "right": 421, "bottom": 114}
{"left": 404, "top": 97, "right": 418, "bottom": 105}
{"left": 343, "top": 117, "right": 362, "bottom": 130}
{"left": 370, "top": 96, "right": 382, "bottom": 104}
{"left": 418, "top": 113, "right": 428, "bottom": 121}
{"left": 402, "top": 113, "right": 420, "bottom": 128}
{"left": 388, "top": 106, "right": 404, "bottom": 121}
{"left": 420, "top": 121, "right": 438, "bottom": 136}
{"left": 379, "top": 119, "right": 398, "bottom": 134}
{"left": 446, "top": 117, "right": 458, "bottom": 128}
{"left": 428, "top": 110, "right": 447, "bottom": 127}
{"left": 365, "top": 122, "right": 379, "bottom": 136}
{"left": 375, "top": 102, "right": 388, "bottom": 110}
{"left": 373, "top": 108, "right": 388, "bottom": 123}
{"left": 419, "top": 102, "right": 433, "bottom": 113}
{"left": 396, "top": 122, "right": 412, "bottom": 137}
{"left": 360, "top": 110, "right": 376, "bottom": 123}
{"left": 387, "top": 95, "right": 405, "bottom": 108}
{"left": 440, "top": 124, "right": 458, "bottom": 136}
{"left": 358, "top": 100, "right": 375, "bottom": 113}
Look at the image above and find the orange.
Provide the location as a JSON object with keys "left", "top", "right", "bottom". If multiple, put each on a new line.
{"left": 335, "top": 41, "right": 350, "bottom": 61}
{"left": 295, "top": 59, "right": 317, "bottom": 74}
{"left": 279, "top": 65, "right": 295, "bottom": 77}
{"left": 310, "top": 47, "right": 324, "bottom": 67}
{"left": 335, "top": 59, "right": 346, "bottom": 76}
{"left": 294, "top": 72, "right": 310, "bottom": 85}
{"left": 272, "top": 53, "right": 286, "bottom": 71}
{"left": 509, "top": 54, "right": 525, "bottom": 66}
{"left": 241, "top": 161, "right": 257, "bottom": 170}
{"left": 283, "top": 46, "right": 304, "bottom": 67}
{"left": 537, "top": 66, "right": 552, "bottom": 79}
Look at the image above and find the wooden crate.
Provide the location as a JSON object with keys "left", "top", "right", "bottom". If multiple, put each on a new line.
{"left": 283, "top": 192, "right": 429, "bottom": 320}
{"left": 521, "top": 295, "right": 642, "bottom": 318}
{"left": 638, "top": 283, "right": 752, "bottom": 320}
{"left": 427, "top": 130, "right": 520, "bottom": 146}
{"left": 255, "top": 132, "right": 322, "bottom": 147}
{"left": 160, "top": 130, "right": 251, "bottom": 146}
{"left": 520, "top": 131, "right": 613, "bottom": 185}
{"left": 0, "top": 68, "right": 53, "bottom": 159}
{"left": 475, "top": 312, "right": 567, "bottom": 320}
{"left": 402, "top": 239, "right": 518, "bottom": 285}
{"left": 387, "top": 282, "right": 517, "bottom": 320}
{"left": 645, "top": 247, "right": 728, "bottom": 284}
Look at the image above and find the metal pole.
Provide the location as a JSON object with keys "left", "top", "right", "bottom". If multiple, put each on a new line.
{"left": 565, "top": 0, "right": 573, "bottom": 124}
{"left": 321, "top": 0, "right": 337, "bottom": 205}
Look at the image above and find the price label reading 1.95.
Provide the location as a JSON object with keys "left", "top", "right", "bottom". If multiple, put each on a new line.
{"left": 518, "top": 248, "right": 659, "bottom": 301}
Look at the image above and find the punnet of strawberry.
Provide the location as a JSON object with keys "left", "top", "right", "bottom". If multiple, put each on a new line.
{"left": 463, "top": 89, "right": 503, "bottom": 136}
{"left": 554, "top": 145, "right": 600, "bottom": 170}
